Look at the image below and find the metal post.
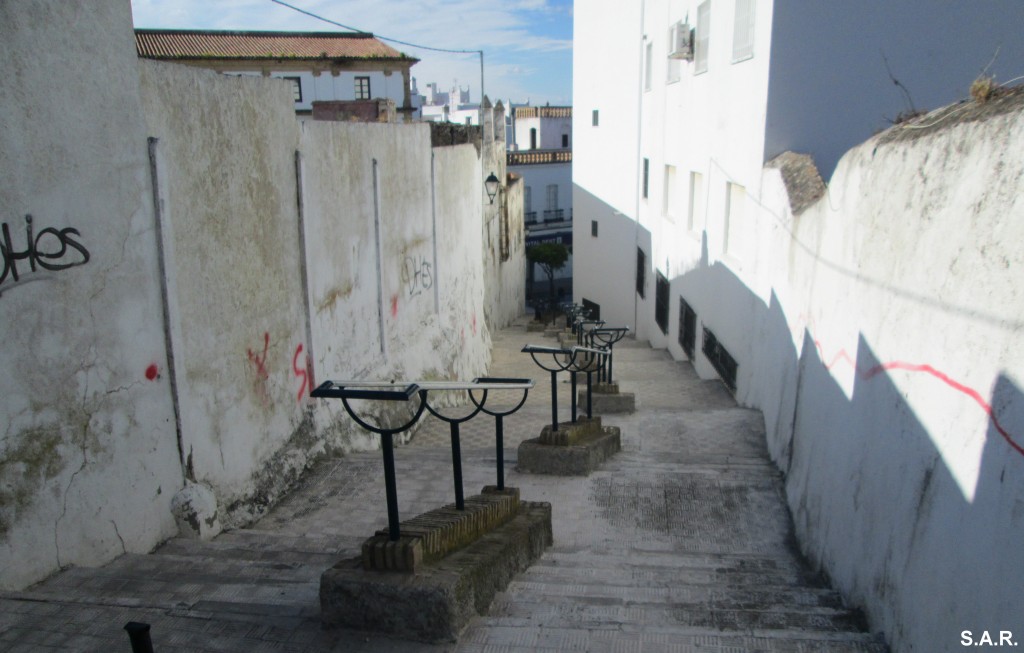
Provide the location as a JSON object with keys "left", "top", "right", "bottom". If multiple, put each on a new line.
{"left": 381, "top": 431, "right": 400, "bottom": 540}
{"left": 586, "top": 370, "right": 594, "bottom": 419}
{"left": 495, "top": 414, "right": 505, "bottom": 490}
{"left": 550, "top": 369, "right": 559, "bottom": 431}
{"left": 450, "top": 422, "right": 464, "bottom": 510}
{"left": 571, "top": 371, "right": 578, "bottom": 422}
{"left": 124, "top": 622, "right": 154, "bottom": 653}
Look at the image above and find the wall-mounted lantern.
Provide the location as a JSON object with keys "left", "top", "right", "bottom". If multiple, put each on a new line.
{"left": 484, "top": 172, "right": 500, "bottom": 204}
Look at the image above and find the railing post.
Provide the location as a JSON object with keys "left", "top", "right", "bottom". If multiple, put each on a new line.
{"left": 124, "top": 622, "right": 154, "bottom": 653}
{"left": 381, "top": 430, "right": 401, "bottom": 540}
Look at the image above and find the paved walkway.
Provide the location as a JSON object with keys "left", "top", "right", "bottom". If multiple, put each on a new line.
{"left": 0, "top": 317, "right": 887, "bottom": 652}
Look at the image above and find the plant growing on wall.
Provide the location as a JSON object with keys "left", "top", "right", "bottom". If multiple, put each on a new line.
{"left": 527, "top": 242, "right": 570, "bottom": 320}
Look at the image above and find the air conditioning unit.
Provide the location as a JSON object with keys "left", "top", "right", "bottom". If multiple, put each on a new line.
{"left": 668, "top": 21, "right": 694, "bottom": 60}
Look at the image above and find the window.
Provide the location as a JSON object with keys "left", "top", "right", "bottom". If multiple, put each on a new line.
{"left": 592, "top": 109, "right": 599, "bottom": 126}
{"left": 703, "top": 327, "right": 738, "bottom": 392}
{"left": 679, "top": 298, "right": 697, "bottom": 359}
{"left": 529, "top": 128, "right": 537, "bottom": 150}
{"left": 524, "top": 186, "right": 532, "bottom": 213}
{"left": 636, "top": 247, "right": 646, "bottom": 298}
{"left": 355, "top": 76, "right": 371, "bottom": 100}
{"left": 591, "top": 220, "right": 598, "bottom": 237}
{"left": 283, "top": 76, "right": 302, "bottom": 102}
{"left": 732, "top": 0, "right": 755, "bottom": 62}
{"left": 642, "top": 158, "right": 650, "bottom": 199}
{"left": 655, "top": 272, "right": 670, "bottom": 334}
{"left": 666, "top": 26, "right": 682, "bottom": 83}
{"left": 695, "top": 1, "right": 711, "bottom": 74}
{"left": 663, "top": 165, "right": 679, "bottom": 222}
{"left": 644, "top": 42, "right": 653, "bottom": 91}
{"left": 582, "top": 298, "right": 601, "bottom": 321}
{"left": 546, "top": 184, "right": 558, "bottom": 210}
{"left": 562, "top": 134, "right": 569, "bottom": 148}
{"left": 687, "top": 171, "right": 704, "bottom": 232}
{"left": 724, "top": 182, "right": 745, "bottom": 254}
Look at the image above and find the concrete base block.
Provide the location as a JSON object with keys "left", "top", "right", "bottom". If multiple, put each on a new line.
{"left": 516, "top": 426, "right": 622, "bottom": 476}
{"left": 525, "top": 322, "right": 548, "bottom": 332}
{"left": 579, "top": 389, "right": 636, "bottom": 413}
{"left": 320, "top": 500, "right": 552, "bottom": 643}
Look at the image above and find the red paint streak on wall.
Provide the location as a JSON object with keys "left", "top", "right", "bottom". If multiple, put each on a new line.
{"left": 391, "top": 294, "right": 399, "bottom": 318}
{"left": 247, "top": 332, "right": 270, "bottom": 379}
{"left": 145, "top": 364, "right": 159, "bottom": 381}
{"left": 471, "top": 313, "right": 477, "bottom": 336}
{"left": 813, "top": 339, "right": 1024, "bottom": 457}
{"left": 293, "top": 343, "right": 311, "bottom": 403}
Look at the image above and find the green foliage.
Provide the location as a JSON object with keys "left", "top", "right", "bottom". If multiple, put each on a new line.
{"left": 526, "top": 242, "right": 569, "bottom": 271}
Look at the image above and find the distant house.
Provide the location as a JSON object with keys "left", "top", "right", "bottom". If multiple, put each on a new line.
{"left": 135, "top": 29, "right": 420, "bottom": 118}
{"left": 508, "top": 106, "right": 573, "bottom": 302}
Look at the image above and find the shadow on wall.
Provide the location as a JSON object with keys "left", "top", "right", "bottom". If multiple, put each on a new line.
{"left": 667, "top": 259, "right": 1024, "bottom": 652}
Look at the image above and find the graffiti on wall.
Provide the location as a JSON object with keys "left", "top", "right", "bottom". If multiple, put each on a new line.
{"left": 247, "top": 332, "right": 271, "bottom": 406}
{"left": 0, "top": 215, "right": 90, "bottom": 288}
{"left": 292, "top": 343, "right": 313, "bottom": 404}
{"left": 400, "top": 254, "right": 433, "bottom": 299}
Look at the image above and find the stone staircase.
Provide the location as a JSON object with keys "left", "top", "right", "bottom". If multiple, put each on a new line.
{"left": 0, "top": 321, "right": 888, "bottom": 652}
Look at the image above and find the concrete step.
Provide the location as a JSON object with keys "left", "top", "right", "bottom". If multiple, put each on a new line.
{"left": 466, "top": 619, "right": 888, "bottom": 652}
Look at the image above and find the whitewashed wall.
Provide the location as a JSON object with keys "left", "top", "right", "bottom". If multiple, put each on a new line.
{"left": 0, "top": 0, "right": 182, "bottom": 590}
{"left": 1, "top": 0, "right": 522, "bottom": 590}
{"left": 775, "top": 103, "right": 1024, "bottom": 653}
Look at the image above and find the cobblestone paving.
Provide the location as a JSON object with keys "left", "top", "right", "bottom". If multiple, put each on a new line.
{"left": 0, "top": 318, "right": 887, "bottom": 652}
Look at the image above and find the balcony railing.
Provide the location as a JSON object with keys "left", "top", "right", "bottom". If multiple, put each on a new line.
{"left": 543, "top": 209, "right": 565, "bottom": 222}
{"left": 525, "top": 211, "right": 538, "bottom": 224}
{"left": 507, "top": 149, "right": 573, "bottom": 166}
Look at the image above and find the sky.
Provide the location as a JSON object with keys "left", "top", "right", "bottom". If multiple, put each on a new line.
{"left": 130, "top": 0, "right": 574, "bottom": 106}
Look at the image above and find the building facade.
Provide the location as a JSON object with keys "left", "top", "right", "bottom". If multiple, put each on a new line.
{"left": 573, "top": 2, "right": 1024, "bottom": 652}
{"left": 508, "top": 106, "right": 574, "bottom": 305}
{"left": 135, "top": 29, "right": 420, "bottom": 119}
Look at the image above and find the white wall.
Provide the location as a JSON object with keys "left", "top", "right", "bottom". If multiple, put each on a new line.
{"left": 765, "top": 0, "right": 1024, "bottom": 179}
{"left": 774, "top": 104, "right": 1024, "bottom": 653}
{"left": 0, "top": 0, "right": 183, "bottom": 590}
{"left": 0, "top": 0, "right": 523, "bottom": 589}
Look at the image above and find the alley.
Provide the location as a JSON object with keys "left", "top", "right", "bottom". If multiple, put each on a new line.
{"left": 0, "top": 318, "right": 886, "bottom": 652}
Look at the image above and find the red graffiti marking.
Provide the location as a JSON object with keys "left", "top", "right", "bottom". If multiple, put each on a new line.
{"left": 472, "top": 313, "right": 477, "bottom": 336}
{"left": 145, "top": 364, "right": 159, "bottom": 381}
{"left": 246, "top": 332, "right": 271, "bottom": 406}
{"left": 812, "top": 338, "right": 1024, "bottom": 457}
{"left": 247, "top": 332, "right": 270, "bottom": 379}
{"left": 293, "top": 343, "right": 313, "bottom": 403}
{"left": 391, "top": 294, "right": 400, "bottom": 318}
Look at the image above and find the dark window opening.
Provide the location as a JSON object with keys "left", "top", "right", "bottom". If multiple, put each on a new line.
{"left": 582, "top": 298, "right": 601, "bottom": 321}
{"left": 562, "top": 134, "right": 569, "bottom": 148}
{"left": 355, "top": 76, "right": 371, "bottom": 100}
{"left": 642, "top": 158, "right": 650, "bottom": 199}
{"left": 283, "top": 76, "right": 302, "bottom": 102}
{"left": 591, "top": 220, "right": 598, "bottom": 237}
{"left": 679, "top": 298, "right": 696, "bottom": 359}
{"left": 529, "top": 127, "right": 537, "bottom": 149}
{"left": 592, "top": 109, "right": 599, "bottom": 126}
{"left": 655, "top": 272, "right": 669, "bottom": 334}
{"left": 702, "top": 327, "right": 738, "bottom": 392}
{"left": 636, "top": 247, "right": 646, "bottom": 298}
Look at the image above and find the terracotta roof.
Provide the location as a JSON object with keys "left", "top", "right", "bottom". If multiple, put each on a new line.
{"left": 135, "top": 29, "right": 415, "bottom": 62}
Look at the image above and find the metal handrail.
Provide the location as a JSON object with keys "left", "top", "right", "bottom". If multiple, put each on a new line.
{"left": 311, "top": 377, "right": 534, "bottom": 540}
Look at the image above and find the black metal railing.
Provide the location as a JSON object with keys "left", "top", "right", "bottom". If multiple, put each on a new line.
{"left": 543, "top": 209, "right": 565, "bottom": 223}
{"left": 311, "top": 378, "right": 533, "bottom": 540}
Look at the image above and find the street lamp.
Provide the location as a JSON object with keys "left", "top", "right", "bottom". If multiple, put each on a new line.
{"left": 484, "top": 172, "right": 500, "bottom": 204}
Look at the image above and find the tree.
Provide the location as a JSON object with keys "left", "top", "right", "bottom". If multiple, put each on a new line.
{"left": 526, "top": 242, "right": 570, "bottom": 318}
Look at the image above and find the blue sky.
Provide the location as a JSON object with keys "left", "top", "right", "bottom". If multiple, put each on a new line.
{"left": 130, "top": 0, "right": 574, "bottom": 106}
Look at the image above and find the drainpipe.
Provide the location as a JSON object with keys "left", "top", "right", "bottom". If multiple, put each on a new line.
{"left": 633, "top": 0, "right": 647, "bottom": 335}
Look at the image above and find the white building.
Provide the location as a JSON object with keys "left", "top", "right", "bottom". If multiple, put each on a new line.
{"left": 135, "top": 29, "right": 420, "bottom": 119}
{"left": 509, "top": 106, "right": 574, "bottom": 303}
{"left": 574, "top": 1, "right": 1024, "bottom": 652}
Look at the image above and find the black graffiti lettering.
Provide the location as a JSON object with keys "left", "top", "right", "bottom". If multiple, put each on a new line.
{"left": 0, "top": 215, "right": 91, "bottom": 288}
{"left": 400, "top": 255, "right": 433, "bottom": 298}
